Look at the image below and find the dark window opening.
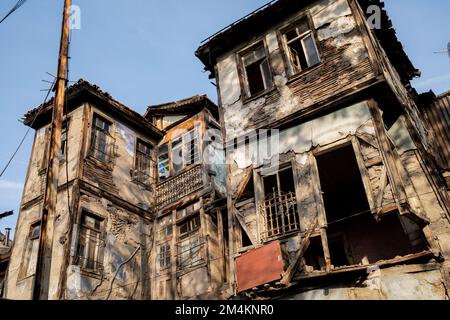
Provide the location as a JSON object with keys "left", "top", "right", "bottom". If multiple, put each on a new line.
{"left": 241, "top": 225, "right": 252, "bottom": 248}
{"left": 283, "top": 17, "right": 320, "bottom": 74}
{"left": 242, "top": 43, "right": 273, "bottom": 96}
{"left": 316, "top": 144, "right": 426, "bottom": 268}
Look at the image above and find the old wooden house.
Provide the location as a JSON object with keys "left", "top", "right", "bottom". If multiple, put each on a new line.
{"left": 3, "top": 80, "right": 227, "bottom": 300}
{"left": 196, "top": 0, "right": 450, "bottom": 299}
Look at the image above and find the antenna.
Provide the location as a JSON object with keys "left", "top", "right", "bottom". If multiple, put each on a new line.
{"left": 434, "top": 42, "right": 450, "bottom": 58}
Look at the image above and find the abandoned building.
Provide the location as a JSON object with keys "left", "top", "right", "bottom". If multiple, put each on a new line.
{"left": 2, "top": 0, "right": 450, "bottom": 300}
{"left": 196, "top": 0, "right": 450, "bottom": 299}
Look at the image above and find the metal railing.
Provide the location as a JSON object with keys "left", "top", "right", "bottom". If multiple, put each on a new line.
{"left": 155, "top": 164, "right": 204, "bottom": 209}
{"left": 259, "top": 191, "right": 300, "bottom": 241}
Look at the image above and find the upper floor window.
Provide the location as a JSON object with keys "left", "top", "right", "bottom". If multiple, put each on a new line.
{"left": 18, "top": 221, "right": 41, "bottom": 280}
{"left": 282, "top": 17, "right": 320, "bottom": 75}
{"left": 76, "top": 211, "right": 105, "bottom": 272}
{"left": 158, "top": 144, "right": 170, "bottom": 182}
{"left": 90, "top": 114, "right": 114, "bottom": 163}
{"left": 241, "top": 42, "right": 273, "bottom": 97}
{"left": 134, "top": 139, "right": 154, "bottom": 186}
{"left": 158, "top": 128, "right": 201, "bottom": 182}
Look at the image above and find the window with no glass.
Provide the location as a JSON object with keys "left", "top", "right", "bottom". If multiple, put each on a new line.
{"left": 241, "top": 42, "right": 273, "bottom": 97}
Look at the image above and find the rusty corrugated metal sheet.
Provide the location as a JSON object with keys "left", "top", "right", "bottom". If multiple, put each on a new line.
{"left": 235, "top": 240, "right": 284, "bottom": 293}
{"left": 426, "top": 92, "right": 450, "bottom": 170}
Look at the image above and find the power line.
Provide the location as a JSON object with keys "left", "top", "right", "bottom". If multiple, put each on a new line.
{"left": 0, "top": 78, "right": 56, "bottom": 178}
{"left": 0, "top": 0, "right": 28, "bottom": 25}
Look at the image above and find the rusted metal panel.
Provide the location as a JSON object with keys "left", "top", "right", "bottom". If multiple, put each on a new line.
{"left": 235, "top": 240, "right": 284, "bottom": 292}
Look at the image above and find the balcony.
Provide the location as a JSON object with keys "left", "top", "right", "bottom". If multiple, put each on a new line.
{"left": 155, "top": 164, "right": 205, "bottom": 210}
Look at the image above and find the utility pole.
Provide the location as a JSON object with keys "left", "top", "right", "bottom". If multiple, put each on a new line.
{"left": 33, "top": 0, "right": 72, "bottom": 300}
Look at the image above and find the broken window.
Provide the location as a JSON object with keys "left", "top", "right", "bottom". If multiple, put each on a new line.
{"left": 177, "top": 215, "right": 204, "bottom": 269}
{"left": 18, "top": 222, "right": 41, "bottom": 279}
{"left": 315, "top": 144, "right": 426, "bottom": 269}
{"left": 90, "top": 114, "right": 114, "bottom": 163}
{"left": 59, "top": 119, "right": 69, "bottom": 161}
{"left": 260, "top": 165, "right": 299, "bottom": 240}
{"left": 158, "top": 144, "right": 170, "bottom": 182}
{"left": 158, "top": 243, "right": 171, "bottom": 269}
{"left": 76, "top": 211, "right": 104, "bottom": 272}
{"left": 241, "top": 42, "right": 273, "bottom": 97}
{"left": 134, "top": 138, "right": 154, "bottom": 186}
{"left": 283, "top": 17, "right": 320, "bottom": 75}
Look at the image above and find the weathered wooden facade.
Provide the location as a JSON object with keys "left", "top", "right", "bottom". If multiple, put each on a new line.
{"left": 196, "top": 0, "right": 450, "bottom": 299}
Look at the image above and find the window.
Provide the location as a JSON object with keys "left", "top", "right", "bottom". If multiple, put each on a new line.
{"left": 177, "top": 215, "right": 203, "bottom": 269}
{"left": 171, "top": 138, "right": 183, "bottom": 175}
{"left": 241, "top": 42, "right": 273, "bottom": 97}
{"left": 76, "top": 212, "right": 104, "bottom": 272}
{"left": 134, "top": 139, "right": 154, "bottom": 186}
{"left": 158, "top": 244, "right": 171, "bottom": 269}
{"left": 157, "top": 129, "right": 201, "bottom": 182}
{"left": 18, "top": 222, "right": 41, "bottom": 279}
{"left": 60, "top": 119, "right": 69, "bottom": 161}
{"left": 184, "top": 130, "right": 200, "bottom": 166}
{"left": 158, "top": 144, "right": 170, "bottom": 182}
{"left": 282, "top": 17, "right": 320, "bottom": 75}
{"left": 90, "top": 114, "right": 114, "bottom": 163}
{"left": 260, "top": 165, "right": 299, "bottom": 240}
{"left": 158, "top": 224, "right": 173, "bottom": 242}
{"left": 179, "top": 215, "right": 201, "bottom": 239}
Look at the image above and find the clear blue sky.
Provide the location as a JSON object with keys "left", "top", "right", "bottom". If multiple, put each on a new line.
{"left": 0, "top": 0, "right": 449, "bottom": 236}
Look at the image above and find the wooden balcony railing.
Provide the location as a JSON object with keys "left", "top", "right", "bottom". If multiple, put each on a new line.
{"left": 155, "top": 164, "right": 204, "bottom": 209}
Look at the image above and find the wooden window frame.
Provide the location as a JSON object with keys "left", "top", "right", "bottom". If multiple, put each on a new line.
{"left": 75, "top": 210, "right": 105, "bottom": 275}
{"left": 88, "top": 112, "right": 115, "bottom": 165}
{"left": 17, "top": 220, "right": 41, "bottom": 281}
{"left": 133, "top": 137, "right": 155, "bottom": 187}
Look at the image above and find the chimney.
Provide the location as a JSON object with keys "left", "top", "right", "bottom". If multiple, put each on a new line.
{"left": 4, "top": 228, "right": 11, "bottom": 247}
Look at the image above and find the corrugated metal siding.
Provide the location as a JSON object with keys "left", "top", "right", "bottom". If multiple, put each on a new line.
{"left": 426, "top": 92, "right": 450, "bottom": 170}
{"left": 235, "top": 240, "right": 284, "bottom": 293}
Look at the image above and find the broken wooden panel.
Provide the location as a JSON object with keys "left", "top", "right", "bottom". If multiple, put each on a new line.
{"left": 235, "top": 240, "right": 284, "bottom": 292}
{"left": 294, "top": 158, "right": 320, "bottom": 232}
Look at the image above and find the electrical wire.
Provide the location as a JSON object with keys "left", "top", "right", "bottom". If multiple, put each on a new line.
{"left": 0, "top": 78, "right": 56, "bottom": 178}
{"left": 0, "top": 0, "right": 28, "bottom": 25}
